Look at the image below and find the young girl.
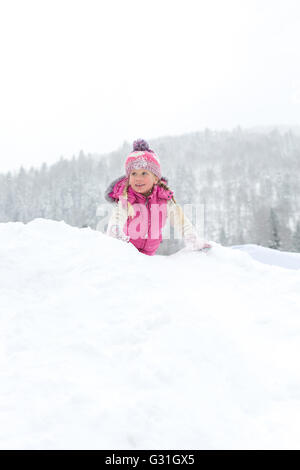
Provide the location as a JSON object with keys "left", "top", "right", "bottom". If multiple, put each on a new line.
{"left": 105, "top": 139, "right": 214, "bottom": 256}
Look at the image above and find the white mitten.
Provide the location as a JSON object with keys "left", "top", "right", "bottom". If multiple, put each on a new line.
{"left": 108, "top": 225, "right": 130, "bottom": 243}
{"left": 184, "top": 233, "right": 211, "bottom": 251}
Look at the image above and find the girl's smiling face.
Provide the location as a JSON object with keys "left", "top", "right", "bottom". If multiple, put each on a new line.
{"left": 129, "top": 169, "right": 159, "bottom": 194}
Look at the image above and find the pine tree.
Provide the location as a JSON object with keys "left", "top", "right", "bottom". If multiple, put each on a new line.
{"left": 268, "top": 208, "right": 281, "bottom": 250}
{"left": 292, "top": 220, "right": 300, "bottom": 252}
{"left": 219, "top": 227, "right": 228, "bottom": 246}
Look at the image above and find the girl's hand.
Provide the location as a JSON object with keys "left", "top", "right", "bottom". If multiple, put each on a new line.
{"left": 201, "top": 242, "right": 212, "bottom": 249}
{"left": 197, "top": 242, "right": 212, "bottom": 252}
{"left": 184, "top": 234, "right": 214, "bottom": 252}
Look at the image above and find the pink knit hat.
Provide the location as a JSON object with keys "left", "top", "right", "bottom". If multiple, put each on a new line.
{"left": 125, "top": 139, "right": 161, "bottom": 180}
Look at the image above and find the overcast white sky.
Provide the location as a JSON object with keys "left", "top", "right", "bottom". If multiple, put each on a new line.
{"left": 0, "top": 0, "right": 300, "bottom": 174}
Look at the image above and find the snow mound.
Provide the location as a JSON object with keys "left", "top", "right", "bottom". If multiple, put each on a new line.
{"left": 231, "top": 244, "right": 300, "bottom": 270}
{"left": 1, "top": 218, "right": 300, "bottom": 450}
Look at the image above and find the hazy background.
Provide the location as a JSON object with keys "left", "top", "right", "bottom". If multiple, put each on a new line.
{"left": 1, "top": 0, "right": 300, "bottom": 173}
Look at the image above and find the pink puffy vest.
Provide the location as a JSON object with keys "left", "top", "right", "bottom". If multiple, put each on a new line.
{"left": 106, "top": 176, "right": 174, "bottom": 256}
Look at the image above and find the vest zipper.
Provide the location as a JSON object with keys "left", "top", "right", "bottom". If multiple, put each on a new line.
{"left": 142, "top": 197, "right": 149, "bottom": 249}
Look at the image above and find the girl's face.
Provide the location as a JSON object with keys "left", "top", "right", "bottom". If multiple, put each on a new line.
{"left": 129, "top": 169, "right": 159, "bottom": 195}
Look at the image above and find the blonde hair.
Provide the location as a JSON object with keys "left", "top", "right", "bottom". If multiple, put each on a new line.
{"left": 122, "top": 177, "right": 177, "bottom": 218}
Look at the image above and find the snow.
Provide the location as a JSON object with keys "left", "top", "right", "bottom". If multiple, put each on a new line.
{"left": 0, "top": 218, "right": 300, "bottom": 450}
{"left": 231, "top": 244, "right": 300, "bottom": 270}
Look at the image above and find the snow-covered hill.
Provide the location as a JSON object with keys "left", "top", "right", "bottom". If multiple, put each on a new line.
{"left": 231, "top": 244, "right": 300, "bottom": 270}
{"left": 0, "top": 219, "right": 300, "bottom": 450}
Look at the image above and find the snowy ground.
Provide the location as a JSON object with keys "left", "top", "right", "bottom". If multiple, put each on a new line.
{"left": 232, "top": 244, "right": 300, "bottom": 270}
{"left": 0, "top": 218, "right": 300, "bottom": 450}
